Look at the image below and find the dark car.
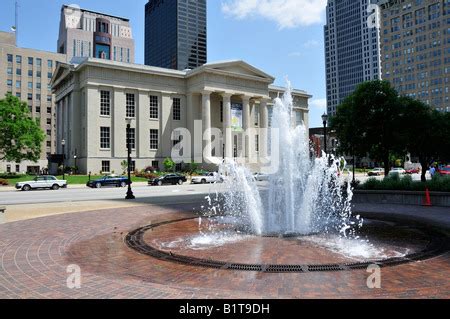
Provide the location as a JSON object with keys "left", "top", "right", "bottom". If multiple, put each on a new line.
{"left": 149, "top": 174, "right": 187, "bottom": 186}
{"left": 438, "top": 166, "right": 450, "bottom": 176}
{"left": 86, "top": 175, "right": 129, "bottom": 188}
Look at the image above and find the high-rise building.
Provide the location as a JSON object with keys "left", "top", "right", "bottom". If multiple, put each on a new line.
{"left": 57, "top": 4, "right": 135, "bottom": 63}
{"left": 0, "top": 31, "right": 66, "bottom": 174}
{"left": 145, "top": 0, "right": 207, "bottom": 70}
{"left": 380, "top": 0, "right": 450, "bottom": 112}
{"left": 325, "top": 0, "right": 382, "bottom": 115}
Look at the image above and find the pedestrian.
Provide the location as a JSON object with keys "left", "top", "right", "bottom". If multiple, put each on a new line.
{"left": 429, "top": 165, "right": 436, "bottom": 177}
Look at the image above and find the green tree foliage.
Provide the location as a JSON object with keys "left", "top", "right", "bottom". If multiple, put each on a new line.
{"left": 330, "top": 81, "right": 403, "bottom": 176}
{"left": 331, "top": 81, "right": 450, "bottom": 180}
{"left": 163, "top": 157, "right": 175, "bottom": 172}
{"left": 0, "top": 94, "right": 45, "bottom": 163}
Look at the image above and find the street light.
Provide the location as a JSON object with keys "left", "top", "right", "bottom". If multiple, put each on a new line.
{"left": 321, "top": 113, "right": 329, "bottom": 154}
{"left": 61, "top": 139, "right": 66, "bottom": 180}
{"left": 125, "top": 118, "right": 135, "bottom": 200}
{"left": 73, "top": 155, "right": 77, "bottom": 174}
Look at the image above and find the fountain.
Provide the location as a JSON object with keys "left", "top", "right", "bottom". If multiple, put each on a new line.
{"left": 217, "top": 83, "right": 360, "bottom": 238}
{"left": 126, "top": 84, "right": 448, "bottom": 273}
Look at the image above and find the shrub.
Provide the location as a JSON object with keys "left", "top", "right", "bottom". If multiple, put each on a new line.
{"left": 163, "top": 158, "right": 175, "bottom": 172}
{"left": 358, "top": 175, "right": 450, "bottom": 192}
{"left": 0, "top": 179, "right": 9, "bottom": 186}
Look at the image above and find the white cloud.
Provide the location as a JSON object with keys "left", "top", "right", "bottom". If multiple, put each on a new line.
{"left": 310, "top": 98, "right": 327, "bottom": 110}
{"left": 303, "top": 40, "right": 320, "bottom": 48}
{"left": 221, "top": 0, "right": 327, "bottom": 29}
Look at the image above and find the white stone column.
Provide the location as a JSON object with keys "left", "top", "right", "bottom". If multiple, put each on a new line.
{"left": 202, "top": 91, "right": 212, "bottom": 160}
{"left": 260, "top": 99, "right": 269, "bottom": 158}
{"left": 186, "top": 93, "right": 194, "bottom": 161}
{"left": 222, "top": 93, "right": 233, "bottom": 159}
{"left": 242, "top": 96, "right": 251, "bottom": 159}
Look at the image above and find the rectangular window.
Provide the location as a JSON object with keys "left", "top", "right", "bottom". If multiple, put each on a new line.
{"left": 7, "top": 54, "right": 13, "bottom": 62}
{"left": 27, "top": 93, "right": 32, "bottom": 100}
{"left": 149, "top": 95, "right": 159, "bottom": 119}
{"left": 46, "top": 118, "right": 51, "bottom": 125}
{"left": 254, "top": 105, "right": 259, "bottom": 126}
{"left": 28, "top": 57, "right": 33, "bottom": 65}
{"left": 296, "top": 111, "right": 303, "bottom": 126}
{"left": 48, "top": 72, "right": 52, "bottom": 79}
{"left": 7, "top": 79, "right": 12, "bottom": 86}
{"left": 126, "top": 93, "right": 135, "bottom": 118}
{"left": 46, "top": 129, "right": 51, "bottom": 136}
{"left": 15, "top": 164, "right": 20, "bottom": 173}
{"left": 150, "top": 129, "right": 159, "bottom": 150}
{"left": 36, "top": 58, "right": 41, "bottom": 67}
{"left": 173, "top": 98, "right": 181, "bottom": 121}
{"left": 172, "top": 130, "right": 181, "bottom": 150}
{"left": 220, "top": 102, "right": 223, "bottom": 122}
{"left": 28, "top": 82, "right": 32, "bottom": 89}
{"left": 28, "top": 70, "right": 33, "bottom": 77}
{"left": 36, "top": 82, "right": 41, "bottom": 89}
{"left": 36, "top": 106, "right": 41, "bottom": 113}
{"left": 255, "top": 135, "right": 259, "bottom": 153}
{"left": 16, "top": 68, "right": 21, "bottom": 76}
{"left": 6, "top": 165, "right": 11, "bottom": 173}
{"left": 47, "top": 107, "right": 51, "bottom": 114}
{"left": 7, "top": 67, "right": 12, "bottom": 75}
{"left": 100, "top": 91, "right": 111, "bottom": 116}
{"left": 100, "top": 127, "right": 110, "bottom": 149}
{"left": 16, "top": 55, "right": 22, "bottom": 64}
{"left": 101, "top": 161, "right": 110, "bottom": 173}
{"left": 127, "top": 48, "right": 130, "bottom": 63}
{"left": 16, "top": 80, "right": 21, "bottom": 88}
{"left": 36, "top": 71, "right": 41, "bottom": 78}
{"left": 151, "top": 161, "right": 159, "bottom": 169}
{"left": 16, "top": 92, "right": 21, "bottom": 98}
{"left": 130, "top": 161, "right": 136, "bottom": 172}
{"left": 47, "top": 95, "right": 52, "bottom": 102}
{"left": 127, "top": 128, "right": 136, "bottom": 150}
{"left": 46, "top": 141, "right": 51, "bottom": 148}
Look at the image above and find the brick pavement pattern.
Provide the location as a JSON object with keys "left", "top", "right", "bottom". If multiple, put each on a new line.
{"left": 0, "top": 204, "right": 449, "bottom": 299}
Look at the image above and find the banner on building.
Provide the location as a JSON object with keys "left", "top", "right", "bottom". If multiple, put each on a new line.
{"left": 231, "top": 103, "right": 243, "bottom": 132}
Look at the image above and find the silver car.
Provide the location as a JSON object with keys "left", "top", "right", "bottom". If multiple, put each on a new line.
{"left": 15, "top": 176, "right": 67, "bottom": 191}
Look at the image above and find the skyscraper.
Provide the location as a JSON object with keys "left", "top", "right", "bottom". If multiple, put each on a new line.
{"left": 380, "top": 0, "right": 450, "bottom": 112}
{"left": 325, "top": 0, "right": 382, "bottom": 115}
{"left": 57, "top": 4, "right": 135, "bottom": 63}
{"left": 145, "top": 0, "right": 207, "bottom": 70}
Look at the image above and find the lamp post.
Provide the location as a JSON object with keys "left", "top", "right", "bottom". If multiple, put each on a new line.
{"left": 125, "top": 119, "right": 135, "bottom": 200}
{"left": 61, "top": 139, "right": 66, "bottom": 180}
{"left": 321, "top": 113, "right": 329, "bottom": 154}
{"left": 73, "top": 155, "right": 77, "bottom": 174}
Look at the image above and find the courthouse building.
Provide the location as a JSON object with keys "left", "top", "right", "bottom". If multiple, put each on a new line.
{"left": 51, "top": 58, "right": 310, "bottom": 174}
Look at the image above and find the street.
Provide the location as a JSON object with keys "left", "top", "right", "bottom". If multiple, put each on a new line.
{"left": 0, "top": 183, "right": 228, "bottom": 205}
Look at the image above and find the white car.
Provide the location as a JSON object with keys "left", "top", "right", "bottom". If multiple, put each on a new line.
{"left": 15, "top": 176, "right": 67, "bottom": 191}
{"left": 191, "top": 172, "right": 224, "bottom": 184}
{"left": 388, "top": 168, "right": 406, "bottom": 176}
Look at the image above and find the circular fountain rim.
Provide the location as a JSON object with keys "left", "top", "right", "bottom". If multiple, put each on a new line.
{"left": 125, "top": 216, "right": 449, "bottom": 273}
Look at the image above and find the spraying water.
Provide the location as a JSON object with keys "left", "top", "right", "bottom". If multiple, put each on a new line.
{"left": 214, "top": 82, "right": 361, "bottom": 238}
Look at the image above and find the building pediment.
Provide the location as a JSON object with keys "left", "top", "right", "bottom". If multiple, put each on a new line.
{"left": 50, "top": 62, "right": 74, "bottom": 88}
{"left": 187, "top": 60, "right": 275, "bottom": 84}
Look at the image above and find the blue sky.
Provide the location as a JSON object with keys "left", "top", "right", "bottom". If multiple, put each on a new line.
{"left": 0, "top": 0, "right": 328, "bottom": 127}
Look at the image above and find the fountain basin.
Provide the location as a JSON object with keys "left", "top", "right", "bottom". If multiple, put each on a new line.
{"left": 126, "top": 216, "right": 448, "bottom": 273}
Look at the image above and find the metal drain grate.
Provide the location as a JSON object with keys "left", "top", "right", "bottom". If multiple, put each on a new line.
{"left": 125, "top": 217, "right": 449, "bottom": 273}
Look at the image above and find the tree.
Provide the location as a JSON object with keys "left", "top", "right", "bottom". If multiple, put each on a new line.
{"left": 0, "top": 94, "right": 45, "bottom": 163}
{"left": 330, "top": 80, "right": 405, "bottom": 176}
{"left": 163, "top": 157, "right": 175, "bottom": 172}
{"left": 120, "top": 160, "right": 128, "bottom": 174}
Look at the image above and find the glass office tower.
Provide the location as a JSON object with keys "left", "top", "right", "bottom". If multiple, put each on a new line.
{"left": 145, "top": 0, "right": 207, "bottom": 70}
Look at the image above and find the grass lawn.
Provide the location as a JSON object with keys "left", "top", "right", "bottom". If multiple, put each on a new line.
{"left": 0, "top": 174, "right": 148, "bottom": 186}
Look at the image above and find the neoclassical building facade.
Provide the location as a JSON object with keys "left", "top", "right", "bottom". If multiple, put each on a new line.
{"left": 51, "top": 58, "right": 310, "bottom": 174}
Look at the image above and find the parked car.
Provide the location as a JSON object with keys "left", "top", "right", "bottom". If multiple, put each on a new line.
{"left": 86, "top": 175, "right": 129, "bottom": 188}
{"left": 405, "top": 168, "right": 421, "bottom": 174}
{"left": 16, "top": 176, "right": 67, "bottom": 191}
{"left": 253, "top": 173, "right": 270, "bottom": 181}
{"left": 191, "top": 172, "right": 224, "bottom": 184}
{"left": 438, "top": 166, "right": 450, "bottom": 176}
{"left": 388, "top": 167, "right": 406, "bottom": 176}
{"left": 149, "top": 174, "right": 187, "bottom": 186}
{"left": 367, "top": 168, "right": 384, "bottom": 176}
